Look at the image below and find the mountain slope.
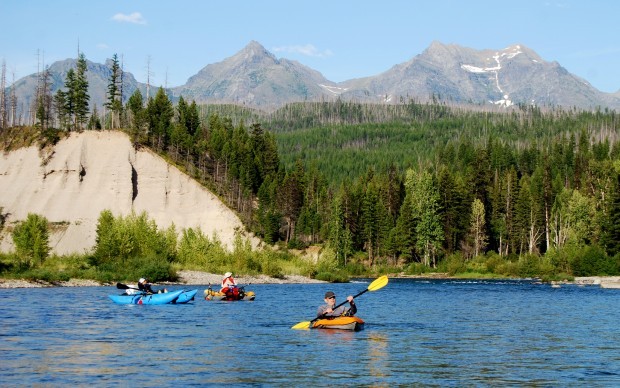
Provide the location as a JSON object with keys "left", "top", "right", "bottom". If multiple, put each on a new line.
{"left": 339, "top": 41, "right": 619, "bottom": 108}
{"left": 0, "top": 131, "right": 254, "bottom": 255}
{"left": 172, "top": 40, "right": 337, "bottom": 108}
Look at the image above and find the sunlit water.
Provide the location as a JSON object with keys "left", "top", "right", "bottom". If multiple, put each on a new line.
{"left": 1, "top": 279, "right": 620, "bottom": 385}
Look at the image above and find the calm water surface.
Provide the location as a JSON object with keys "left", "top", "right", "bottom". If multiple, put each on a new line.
{"left": 1, "top": 278, "right": 620, "bottom": 386}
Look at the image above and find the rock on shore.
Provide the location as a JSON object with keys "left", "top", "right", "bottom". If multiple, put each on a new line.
{"left": 574, "top": 276, "right": 620, "bottom": 288}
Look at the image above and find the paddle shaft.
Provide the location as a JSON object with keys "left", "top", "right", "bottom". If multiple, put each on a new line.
{"left": 117, "top": 282, "right": 141, "bottom": 291}
{"left": 329, "top": 288, "right": 368, "bottom": 312}
{"left": 117, "top": 282, "right": 185, "bottom": 294}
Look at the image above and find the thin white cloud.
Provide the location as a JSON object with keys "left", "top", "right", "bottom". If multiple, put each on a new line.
{"left": 111, "top": 12, "right": 147, "bottom": 25}
{"left": 272, "top": 44, "right": 333, "bottom": 58}
{"left": 97, "top": 43, "right": 109, "bottom": 50}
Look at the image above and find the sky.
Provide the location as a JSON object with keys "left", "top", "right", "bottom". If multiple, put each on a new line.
{"left": 2, "top": 0, "right": 620, "bottom": 93}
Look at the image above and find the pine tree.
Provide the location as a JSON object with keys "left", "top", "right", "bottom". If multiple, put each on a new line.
{"left": 54, "top": 89, "right": 69, "bottom": 130}
{"left": 73, "top": 53, "right": 90, "bottom": 129}
{"left": 406, "top": 169, "right": 444, "bottom": 267}
{"left": 468, "top": 198, "right": 488, "bottom": 257}
{"left": 105, "top": 54, "right": 122, "bottom": 129}
{"left": 328, "top": 186, "right": 353, "bottom": 265}
{"left": 277, "top": 161, "right": 305, "bottom": 243}
{"left": 147, "top": 87, "right": 174, "bottom": 150}
{"left": 88, "top": 105, "right": 102, "bottom": 130}
{"left": 127, "top": 89, "right": 145, "bottom": 143}
{"left": 601, "top": 174, "right": 620, "bottom": 256}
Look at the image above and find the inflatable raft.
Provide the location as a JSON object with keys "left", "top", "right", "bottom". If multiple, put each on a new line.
{"left": 312, "top": 316, "right": 365, "bottom": 331}
{"left": 204, "top": 286, "right": 255, "bottom": 301}
{"left": 109, "top": 289, "right": 198, "bottom": 305}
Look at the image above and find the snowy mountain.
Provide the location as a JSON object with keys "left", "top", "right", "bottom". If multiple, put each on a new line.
{"left": 338, "top": 41, "right": 620, "bottom": 109}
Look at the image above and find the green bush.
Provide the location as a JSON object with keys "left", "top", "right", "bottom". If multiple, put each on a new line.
{"left": 0, "top": 252, "right": 16, "bottom": 273}
{"left": 287, "top": 238, "right": 307, "bottom": 250}
{"left": 261, "top": 257, "right": 284, "bottom": 278}
{"left": 12, "top": 213, "right": 50, "bottom": 269}
{"left": 94, "top": 210, "right": 176, "bottom": 265}
{"left": 483, "top": 252, "right": 504, "bottom": 274}
{"left": 344, "top": 262, "right": 367, "bottom": 276}
{"left": 130, "top": 255, "right": 177, "bottom": 282}
{"left": 495, "top": 260, "right": 519, "bottom": 277}
{"left": 177, "top": 227, "right": 227, "bottom": 270}
{"left": 570, "top": 245, "right": 617, "bottom": 276}
{"left": 23, "top": 268, "right": 71, "bottom": 283}
{"left": 466, "top": 256, "right": 489, "bottom": 274}
{"left": 442, "top": 253, "right": 466, "bottom": 276}
{"left": 314, "top": 270, "right": 349, "bottom": 282}
{"left": 517, "top": 254, "right": 541, "bottom": 277}
{"left": 544, "top": 248, "right": 572, "bottom": 274}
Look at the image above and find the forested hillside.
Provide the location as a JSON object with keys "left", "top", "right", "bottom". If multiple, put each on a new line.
{"left": 3, "top": 56, "right": 620, "bottom": 280}
{"left": 184, "top": 99, "right": 620, "bottom": 278}
{"left": 257, "top": 102, "right": 620, "bottom": 271}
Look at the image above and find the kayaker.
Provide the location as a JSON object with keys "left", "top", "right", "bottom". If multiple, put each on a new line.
{"left": 138, "top": 277, "right": 162, "bottom": 294}
{"left": 220, "top": 272, "right": 237, "bottom": 293}
{"left": 317, "top": 291, "right": 356, "bottom": 318}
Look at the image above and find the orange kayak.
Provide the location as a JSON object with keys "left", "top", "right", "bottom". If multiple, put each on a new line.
{"left": 312, "top": 316, "right": 365, "bottom": 331}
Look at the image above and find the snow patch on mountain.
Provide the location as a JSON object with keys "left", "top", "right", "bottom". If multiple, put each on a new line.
{"left": 461, "top": 45, "right": 523, "bottom": 107}
{"left": 319, "top": 84, "right": 348, "bottom": 95}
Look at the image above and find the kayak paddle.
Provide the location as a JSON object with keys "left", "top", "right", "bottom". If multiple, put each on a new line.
{"left": 116, "top": 282, "right": 140, "bottom": 291}
{"left": 291, "top": 275, "right": 389, "bottom": 330}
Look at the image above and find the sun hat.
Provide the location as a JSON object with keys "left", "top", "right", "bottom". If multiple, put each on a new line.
{"left": 224, "top": 272, "right": 233, "bottom": 278}
{"left": 139, "top": 278, "right": 146, "bottom": 283}
{"left": 324, "top": 291, "right": 336, "bottom": 298}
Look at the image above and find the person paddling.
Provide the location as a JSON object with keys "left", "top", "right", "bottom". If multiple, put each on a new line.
{"left": 317, "top": 291, "right": 356, "bottom": 318}
{"left": 138, "top": 278, "right": 165, "bottom": 294}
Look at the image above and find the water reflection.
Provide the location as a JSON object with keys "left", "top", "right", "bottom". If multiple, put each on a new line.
{"left": 366, "top": 332, "right": 389, "bottom": 383}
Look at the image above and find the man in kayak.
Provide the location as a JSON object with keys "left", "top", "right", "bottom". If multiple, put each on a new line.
{"left": 317, "top": 291, "right": 356, "bottom": 318}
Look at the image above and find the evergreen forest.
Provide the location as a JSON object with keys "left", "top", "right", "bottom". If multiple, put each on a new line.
{"left": 2, "top": 52, "right": 620, "bottom": 282}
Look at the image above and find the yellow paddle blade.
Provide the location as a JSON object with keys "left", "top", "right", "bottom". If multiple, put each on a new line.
{"left": 291, "top": 321, "right": 311, "bottom": 330}
{"left": 367, "top": 275, "right": 389, "bottom": 292}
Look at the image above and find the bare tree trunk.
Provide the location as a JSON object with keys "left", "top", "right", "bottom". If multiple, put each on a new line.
{"left": 10, "top": 71, "right": 17, "bottom": 126}
{"left": 0, "top": 60, "right": 6, "bottom": 129}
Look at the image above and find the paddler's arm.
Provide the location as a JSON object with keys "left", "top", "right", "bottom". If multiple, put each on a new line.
{"left": 347, "top": 295, "right": 357, "bottom": 316}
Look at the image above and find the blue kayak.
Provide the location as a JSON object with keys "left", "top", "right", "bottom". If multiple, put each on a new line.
{"left": 109, "top": 290, "right": 188, "bottom": 305}
{"left": 174, "top": 289, "right": 198, "bottom": 304}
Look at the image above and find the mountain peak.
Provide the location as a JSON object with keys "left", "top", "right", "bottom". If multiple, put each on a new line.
{"left": 236, "top": 40, "right": 277, "bottom": 63}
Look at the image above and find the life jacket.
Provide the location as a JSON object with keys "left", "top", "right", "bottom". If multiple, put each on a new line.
{"left": 221, "top": 277, "right": 237, "bottom": 293}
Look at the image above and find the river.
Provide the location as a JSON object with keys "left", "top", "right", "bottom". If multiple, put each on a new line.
{"left": 1, "top": 278, "right": 619, "bottom": 385}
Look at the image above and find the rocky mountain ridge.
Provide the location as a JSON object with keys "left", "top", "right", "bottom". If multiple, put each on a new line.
{"left": 5, "top": 40, "right": 620, "bottom": 116}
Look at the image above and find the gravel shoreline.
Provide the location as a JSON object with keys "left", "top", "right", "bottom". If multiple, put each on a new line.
{"left": 0, "top": 270, "right": 326, "bottom": 289}
{"left": 3, "top": 273, "right": 619, "bottom": 289}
